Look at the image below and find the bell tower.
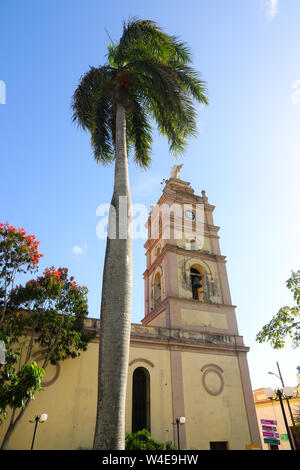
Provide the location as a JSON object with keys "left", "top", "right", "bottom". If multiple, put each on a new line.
{"left": 140, "top": 166, "right": 261, "bottom": 449}
{"left": 142, "top": 165, "right": 238, "bottom": 336}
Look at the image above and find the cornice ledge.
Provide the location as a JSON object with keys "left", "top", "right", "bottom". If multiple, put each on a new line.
{"left": 130, "top": 326, "right": 249, "bottom": 352}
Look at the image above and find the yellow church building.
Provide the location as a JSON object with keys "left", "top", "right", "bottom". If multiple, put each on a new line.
{"left": 0, "top": 171, "right": 261, "bottom": 450}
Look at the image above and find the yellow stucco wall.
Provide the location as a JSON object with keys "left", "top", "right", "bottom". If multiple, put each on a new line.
{"left": 127, "top": 346, "right": 173, "bottom": 444}
{"left": 0, "top": 341, "right": 175, "bottom": 450}
{"left": 181, "top": 308, "right": 228, "bottom": 330}
{"left": 0, "top": 341, "right": 99, "bottom": 450}
{"left": 181, "top": 352, "right": 251, "bottom": 450}
{"left": 0, "top": 333, "right": 253, "bottom": 450}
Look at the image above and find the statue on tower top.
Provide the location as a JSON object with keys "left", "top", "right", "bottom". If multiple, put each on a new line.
{"left": 171, "top": 163, "right": 183, "bottom": 179}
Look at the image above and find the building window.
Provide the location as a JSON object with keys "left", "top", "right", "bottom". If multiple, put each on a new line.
{"left": 209, "top": 441, "right": 228, "bottom": 450}
{"left": 132, "top": 367, "right": 150, "bottom": 433}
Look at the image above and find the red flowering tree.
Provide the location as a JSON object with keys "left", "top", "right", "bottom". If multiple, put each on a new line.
{"left": 0, "top": 223, "right": 44, "bottom": 438}
{"left": 0, "top": 222, "right": 42, "bottom": 325}
{"left": 11, "top": 266, "right": 94, "bottom": 367}
{"left": 0, "top": 224, "right": 95, "bottom": 450}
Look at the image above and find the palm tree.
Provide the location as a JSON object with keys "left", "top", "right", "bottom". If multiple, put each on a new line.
{"left": 72, "top": 18, "right": 208, "bottom": 450}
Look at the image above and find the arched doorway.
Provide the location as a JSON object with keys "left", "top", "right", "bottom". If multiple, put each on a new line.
{"left": 132, "top": 367, "right": 150, "bottom": 433}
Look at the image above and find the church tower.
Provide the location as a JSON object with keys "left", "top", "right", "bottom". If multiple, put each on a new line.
{"left": 141, "top": 165, "right": 261, "bottom": 449}
{"left": 143, "top": 166, "right": 236, "bottom": 333}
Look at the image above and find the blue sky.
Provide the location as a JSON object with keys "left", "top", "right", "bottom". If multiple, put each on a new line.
{"left": 1, "top": 0, "right": 300, "bottom": 391}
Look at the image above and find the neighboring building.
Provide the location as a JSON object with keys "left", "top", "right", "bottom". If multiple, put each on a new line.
{"left": 253, "top": 373, "right": 300, "bottom": 450}
{"left": 0, "top": 169, "right": 261, "bottom": 450}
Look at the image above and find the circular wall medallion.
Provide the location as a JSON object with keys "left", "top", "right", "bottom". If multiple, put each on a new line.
{"left": 201, "top": 365, "right": 224, "bottom": 396}
{"left": 32, "top": 352, "right": 60, "bottom": 387}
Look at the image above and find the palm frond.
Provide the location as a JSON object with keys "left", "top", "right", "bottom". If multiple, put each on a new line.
{"left": 126, "top": 92, "right": 153, "bottom": 168}
{"left": 169, "top": 61, "right": 209, "bottom": 105}
{"left": 127, "top": 57, "right": 199, "bottom": 154}
{"left": 115, "top": 18, "right": 186, "bottom": 66}
{"left": 91, "top": 96, "right": 115, "bottom": 164}
{"left": 72, "top": 66, "right": 118, "bottom": 164}
{"left": 168, "top": 35, "right": 193, "bottom": 63}
{"left": 106, "top": 43, "right": 119, "bottom": 68}
{"left": 72, "top": 66, "right": 115, "bottom": 131}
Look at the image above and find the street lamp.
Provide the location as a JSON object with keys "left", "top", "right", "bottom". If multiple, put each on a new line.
{"left": 264, "top": 387, "right": 297, "bottom": 450}
{"left": 268, "top": 361, "right": 296, "bottom": 426}
{"left": 175, "top": 416, "right": 185, "bottom": 450}
{"left": 30, "top": 413, "right": 48, "bottom": 450}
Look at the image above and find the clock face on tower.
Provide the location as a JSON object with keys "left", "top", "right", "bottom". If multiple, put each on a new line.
{"left": 185, "top": 210, "right": 195, "bottom": 220}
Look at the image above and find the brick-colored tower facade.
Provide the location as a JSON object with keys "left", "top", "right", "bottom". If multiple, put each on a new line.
{"left": 142, "top": 170, "right": 261, "bottom": 449}
{"left": 143, "top": 174, "right": 237, "bottom": 332}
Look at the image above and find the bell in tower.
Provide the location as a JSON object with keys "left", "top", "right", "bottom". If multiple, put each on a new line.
{"left": 190, "top": 267, "right": 203, "bottom": 299}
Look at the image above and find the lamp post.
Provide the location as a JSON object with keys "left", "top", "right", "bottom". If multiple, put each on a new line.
{"left": 268, "top": 362, "right": 295, "bottom": 427}
{"left": 175, "top": 416, "right": 185, "bottom": 450}
{"left": 264, "top": 387, "right": 296, "bottom": 451}
{"left": 30, "top": 413, "right": 48, "bottom": 450}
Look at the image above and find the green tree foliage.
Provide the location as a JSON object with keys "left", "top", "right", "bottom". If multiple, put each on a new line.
{"left": 10, "top": 267, "right": 94, "bottom": 366}
{"left": 256, "top": 270, "right": 300, "bottom": 349}
{"left": 0, "top": 224, "right": 95, "bottom": 449}
{"left": 125, "top": 429, "right": 177, "bottom": 450}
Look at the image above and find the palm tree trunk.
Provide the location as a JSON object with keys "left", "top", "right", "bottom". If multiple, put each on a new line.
{"left": 93, "top": 102, "right": 132, "bottom": 450}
